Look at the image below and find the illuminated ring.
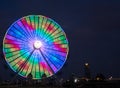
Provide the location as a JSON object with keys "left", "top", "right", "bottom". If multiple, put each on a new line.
{"left": 3, "top": 15, "right": 69, "bottom": 79}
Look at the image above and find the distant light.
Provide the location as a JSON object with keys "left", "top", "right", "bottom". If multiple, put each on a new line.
{"left": 85, "top": 63, "right": 89, "bottom": 66}
{"left": 109, "top": 76, "right": 112, "bottom": 80}
{"left": 67, "top": 80, "right": 70, "bottom": 82}
{"left": 74, "top": 78, "right": 78, "bottom": 83}
{"left": 96, "top": 77, "right": 100, "bottom": 81}
{"left": 34, "top": 41, "right": 42, "bottom": 49}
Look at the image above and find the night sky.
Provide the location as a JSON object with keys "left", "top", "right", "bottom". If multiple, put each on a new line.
{"left": 0, "top": 0, "right": 120, "bottom": 80}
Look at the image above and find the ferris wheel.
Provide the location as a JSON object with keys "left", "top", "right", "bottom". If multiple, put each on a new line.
{"left": 3, "top": 15, "right": 69, "bottom": 79}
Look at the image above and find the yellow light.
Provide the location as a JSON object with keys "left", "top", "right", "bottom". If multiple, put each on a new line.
{"left": 96, "top": 77, "right": 100, "bottom": 80}
{"left": 85, "top": 63, "right": 89, "bottom": 66}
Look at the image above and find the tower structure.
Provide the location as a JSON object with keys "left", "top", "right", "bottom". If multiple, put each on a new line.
{"left": 84, "top": 62, "right": 91, "bottom": 79}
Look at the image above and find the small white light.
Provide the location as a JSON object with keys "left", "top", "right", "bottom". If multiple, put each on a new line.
{"left": 34, "top": 41, "right": 42, "bottom": 49}
{"left": 74, "top": 78, "right": 78, "bottom": 83}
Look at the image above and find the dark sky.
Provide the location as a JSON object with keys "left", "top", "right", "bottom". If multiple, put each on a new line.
{"left": 0, "top": 0, "right": 120, "bottom": 80}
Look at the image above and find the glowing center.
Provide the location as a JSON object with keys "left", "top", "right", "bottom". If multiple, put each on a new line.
{"left": 34, "top": 41, "right": 42, "bottom": 49}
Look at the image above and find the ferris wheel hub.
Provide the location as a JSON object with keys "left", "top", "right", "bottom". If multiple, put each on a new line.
{"left": 34, "top": 41, "right": 42, "bottom": 49}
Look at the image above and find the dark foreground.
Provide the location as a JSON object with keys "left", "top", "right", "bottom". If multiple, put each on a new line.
{"left": 0, "top": 79, "right": 120, "bottom": 88}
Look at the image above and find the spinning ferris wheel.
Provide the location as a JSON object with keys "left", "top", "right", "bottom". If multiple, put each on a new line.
{"left": 3, "top": 15, "right": 69, "bottom": 79}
